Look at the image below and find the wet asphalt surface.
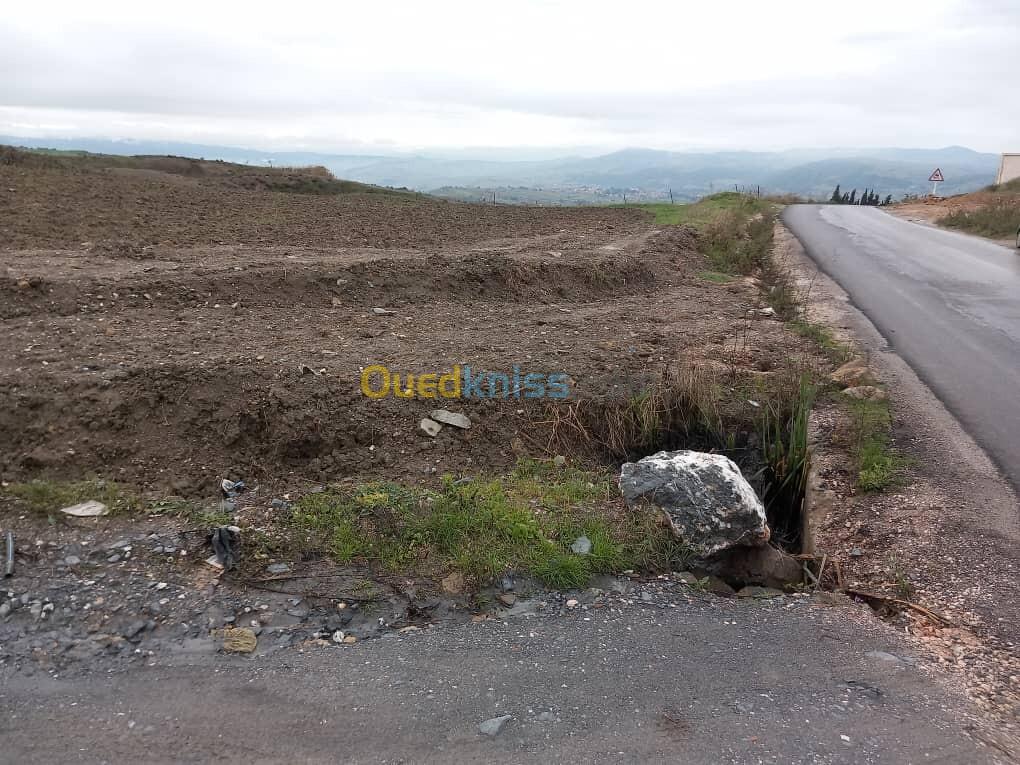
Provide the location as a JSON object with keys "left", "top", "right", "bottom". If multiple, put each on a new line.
{"left": 783, "top": 205, "right": 1020, "bottom": 492}
{"left": 1, "top": 593, "right": 996, "bottom": 763}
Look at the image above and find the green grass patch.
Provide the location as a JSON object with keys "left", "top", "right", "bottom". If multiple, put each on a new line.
{"left": 284, "top": 460, "right": 691, "bottom": 589}
{"left": 631, "top": 192, "right": 771, "bottom": 229}
{"left": 698, "top": 270, "right": 734, "bottom": 283}
{"left": 790, "top": 320, "right": 852, "bottom": 364}
{"left": 3, "top": 478, "right": 140, "bottom": 516}
{"left": 846, "top": 398, "right": 904, "bottom": 491}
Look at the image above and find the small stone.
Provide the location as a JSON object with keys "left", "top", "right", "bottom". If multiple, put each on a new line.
{"left": 266, "top": 563, "right": 291, "bottom": 575}
{"left": 570, "top": 536, "right": 592, "bottom": 555}
{"left": 849, "top": 547, "right": 864, "bottom": 557}
{"left": 552, "top": 455, "right": 566, "bottom": 467}
{"left": 497, "top": 593, "right": 517, "bottom": 607}
{"left": 429, "top": 409, "right": 471, "bottom": 430}
{"left": 478, "top": 715, "right": 512, "bottom": 736}
{"left": 0, "top": 602, "right": 10, "bottom": 618}
{"left": 419, "top": 418, "right": 442, "bottom": 437}
{"left": 63, "top": 555, "right": 82, "bottom": 566}
{"left": 372, "top": 307, "right": 397, "bottom": 315}
{"left": 343, "top": 635, "right": 357, "bottom": 644}
{"left": 441, "top": 572, "right": 466, "bottom": 594}
{"left": 865, "top": 650, "right": 905, "bottom": 664}
{"left": 122, "top": 621, "right": 147, "bottom": 640}
{"left": 565, "top": 599, "right": 579, "bottom": 609}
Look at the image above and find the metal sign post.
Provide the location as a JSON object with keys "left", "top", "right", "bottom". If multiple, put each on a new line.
{"left": 929, "top": 167, "right": 944, "bottom": 196}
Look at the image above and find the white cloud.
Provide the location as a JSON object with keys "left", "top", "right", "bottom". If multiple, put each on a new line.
{"left": 1, "top": 0, "right": 1016, "bottom": 151}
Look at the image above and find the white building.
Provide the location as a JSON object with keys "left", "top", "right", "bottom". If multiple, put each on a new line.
{"left": 995, "top": 153, "right": 1020, "bottom": 185}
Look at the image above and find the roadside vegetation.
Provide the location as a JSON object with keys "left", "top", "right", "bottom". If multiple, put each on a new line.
{"left": 3, "top": 477, "right": 141, "bottom": 516}
{"left": 846, "top": 397, "right": 904, "bottom": 491}
{"left": 937, "top": 178, "right": 1020, "bottom": 239}
{"left": 279, "top": 460, "right": 692, "bottom": 588}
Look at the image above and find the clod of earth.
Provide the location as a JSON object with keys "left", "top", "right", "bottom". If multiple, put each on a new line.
{"left": 620, "top": 450, "right": 769, "bottom": 557}
{"left": 702, "top": 544, "right": 802, "bottom": 589}
{"left": 429, "top": 409, "right": 471, "bottom": 429}
{"left": 441, "top": 572, "right": 466, "bottom": 594}
{"left": 217, "top": 627, "right": 258, "bottom": 654}
{"left": 58, "top": 500, "right": 109, "bottom": 517}
{"left": 830, "top": 359, "right": 871, "bottom": 386}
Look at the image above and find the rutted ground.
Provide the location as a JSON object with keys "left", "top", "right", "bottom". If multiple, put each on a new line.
{"left": 1, "top": 156, "right": 811, "bottom": 494}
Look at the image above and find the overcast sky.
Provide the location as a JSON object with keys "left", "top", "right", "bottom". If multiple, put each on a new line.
{"left": 2, "top": 0, "right": 1017, "bottom": 154}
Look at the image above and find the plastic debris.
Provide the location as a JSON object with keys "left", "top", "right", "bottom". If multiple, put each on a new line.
{"left": 210, "top": 525, "right": 242, "bottom": 570}
{"left": 3, "top": 530, "right": 13, "bottom": 577}
{"left": 570, "top": 536, "right": 592, "bottom": 555}
{"left": 59, "top": 500, "right": 109, "bottom": 517}
{"left": 220, "top": 479, "right": 246, "bottom": 498}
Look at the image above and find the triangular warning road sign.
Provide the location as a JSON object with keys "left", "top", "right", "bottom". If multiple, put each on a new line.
{"left": 929, "top": 167, "right": 944, "bottom": 182}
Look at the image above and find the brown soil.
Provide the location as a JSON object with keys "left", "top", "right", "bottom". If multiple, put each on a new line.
{"left": 890, "top": 191, "right": 1019, "bottom": 247}
{"left": 0, "top": 154, "right": 817, "bottom": 496}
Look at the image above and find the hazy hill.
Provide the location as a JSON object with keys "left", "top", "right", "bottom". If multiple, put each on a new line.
{"left": 1, "top": 136, "right": 1000, "bottom": 203}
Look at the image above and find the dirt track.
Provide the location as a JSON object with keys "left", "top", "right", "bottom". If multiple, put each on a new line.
{"left": 0, "top": 160, "right": 816, "bottom": 495}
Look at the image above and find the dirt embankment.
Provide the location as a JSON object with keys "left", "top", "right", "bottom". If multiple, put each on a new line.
{"left": 890, "top": 179, "right": 1020, "bottom": 246}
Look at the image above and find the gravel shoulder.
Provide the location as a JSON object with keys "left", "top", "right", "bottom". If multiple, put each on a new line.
{"left": 776, "top": 222, "right": 1020, "bottom": 747}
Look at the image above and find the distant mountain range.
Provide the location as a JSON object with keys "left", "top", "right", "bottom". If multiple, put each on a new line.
{"left": 1, "top": 136, "right": 999, "bottom": 203}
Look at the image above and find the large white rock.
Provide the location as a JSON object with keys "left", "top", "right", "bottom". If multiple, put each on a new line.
{"left": 619, "top": 450, "right": 769, "bottom": 557}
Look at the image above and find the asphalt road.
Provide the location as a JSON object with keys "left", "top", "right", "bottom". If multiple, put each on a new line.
{"left": 783, "top": 205, "right": 1020, "bottom": 491}
{"left": 0, "top": 596, "right": 995, "bottom": 763}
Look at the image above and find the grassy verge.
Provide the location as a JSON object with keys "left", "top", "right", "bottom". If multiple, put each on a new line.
{"left": 698, "top": 270, "right": 734, "bottom": 284}
{"left": 281, "top": 460, "right": 692, "bottom": 588}
{"left": 634, "top": 192, "right": 779, "bottom": 276}
{"left": 846, "top": 397, "right": 903, "bottom": 491}
{"left": 937, "top": 179, "right": 1020, "bottom": 238}
{"left": 634, "top": 192, "right": 770, "bottom": 228}
{"left": 938, "top": 199, "right": 1020, "bottom": 239}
